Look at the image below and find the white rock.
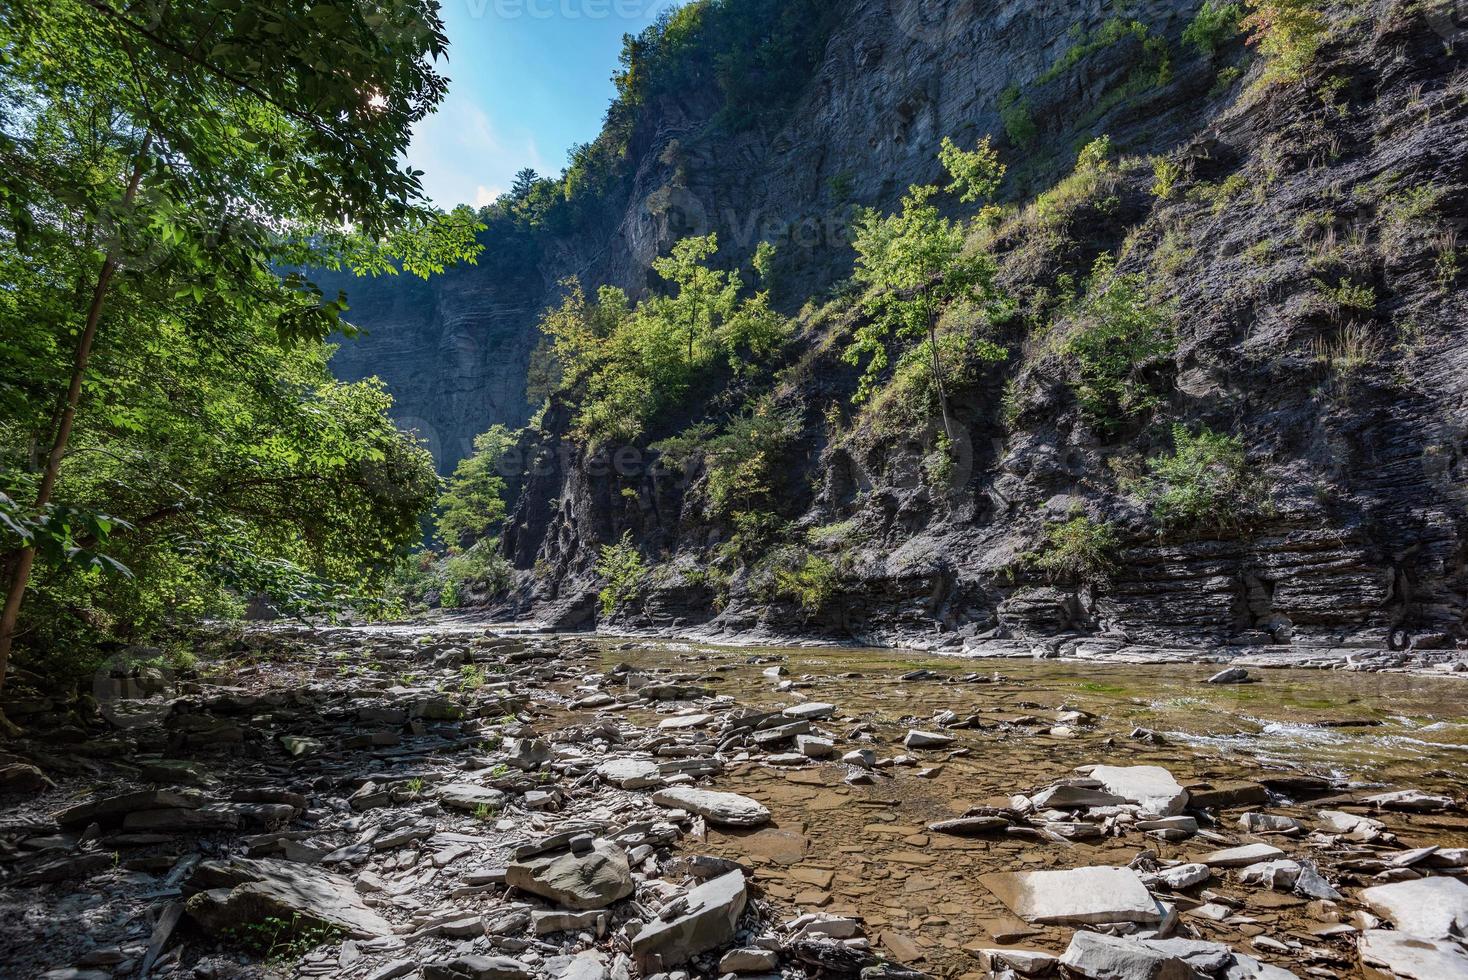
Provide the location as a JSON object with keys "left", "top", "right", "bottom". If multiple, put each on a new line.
{"left": 795, "top": 735, "right": 834, "bottom": 758}
{"left": 1362, "top": 789, "right": 1454, "bottom": 812}
{"left": 1239, "top": 812, "right": 1302, "bottom": 834}
{"left": 980, "top": 866, "right": 1163, "bottom": 926}
{"left": 1239, "top": 859, "right": 1340, "bottom": 900}
{"left": 903, "top": 729, "right": 954, "bottom": 749}
{"left": 1154, "top": 863, "right": 1210, "bottom": 890}
{"left": 1136, "top": 816, "right": 1198, "bottom": 834}
{"left": 782, "top": 702, "right": 835, "bottom": 721}
{"left": 1087, "top": 765, "right": 1189, "bottom": 816}
{"left": 1359, "top": 876, "right": 1468, "bottom": 941}
{"left": 1056, "top": 931, "right": 1192, "bottom": 979}
{"left": 658, "top": 714, "right": 711, "bottom": 730}
{"left": 1201, "top": 843, "right": 1285, "bottom": 867}
{"left": 1359, "top": 929, "right": 1468, "bottom": 979}
{"left": 1315, "top": 809, "right": 1384, "bottom": 836}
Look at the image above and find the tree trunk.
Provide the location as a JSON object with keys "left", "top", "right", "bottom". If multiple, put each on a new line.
{"left": 0, "top": 134, "right": 152, "bottom": 698}
{"left": 687, "top": 270, "right": 699, "bottom": 370}
{"left": 926, "top": 289, "right": 954, "bottom": 444}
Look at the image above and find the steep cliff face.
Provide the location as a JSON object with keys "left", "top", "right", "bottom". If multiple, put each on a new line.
{"left": 332, "top": 0, "right": 1207, "bottom": 467}
{"left": 347, "top": 0, "right": 1468, "bottom": 651}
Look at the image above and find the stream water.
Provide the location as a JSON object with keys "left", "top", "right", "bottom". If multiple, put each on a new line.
{"left": 587, "top": 640, "right": 1468, "bottom": 974}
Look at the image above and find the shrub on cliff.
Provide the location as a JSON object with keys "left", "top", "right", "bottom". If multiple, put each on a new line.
{"left": 1033, "top": 514, "right": 1121, "bottom": 583}
{"left": 596, "top": 532, "right": 648, "bottom": 617}
{"left": 1130, "top": 425, "right": 1274, "bottom": 535}
{"left": 1061, "top": 255, "right": 1178, "bottom": 434}
{"left": 773, "top": 551, "right": 839, "bottom": 616}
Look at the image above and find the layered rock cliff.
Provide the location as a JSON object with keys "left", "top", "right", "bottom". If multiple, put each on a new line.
{"left": 339, "top": 0, "right": 1468, "bottom": 652}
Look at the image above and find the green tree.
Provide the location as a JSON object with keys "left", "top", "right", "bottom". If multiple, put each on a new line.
{"left": 647, "top": 233, "right": 739, "bottom": 370}
{"left": 510, "top": 168, "right": 540, "bottom": 201}
{"left": 846, "top": 138, "right": 1008, "bottom": 439}
{"left": 938, "top": 136, "right": 1005, "bottom": 203}
{"left": 436, "top": 425, "right": 515, "bottom": 548}
{"left": 533, "top": 237, "right": 789, "bottom": 446}
{"left": 0, "top": 0, "right": 478, "bottom": 693}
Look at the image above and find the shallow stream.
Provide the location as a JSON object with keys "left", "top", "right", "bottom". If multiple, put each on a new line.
{"left": 592, "top": 641, "right": 1468, "bottom": 975}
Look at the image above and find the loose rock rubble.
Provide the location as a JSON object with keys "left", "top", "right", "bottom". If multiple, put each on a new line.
{"left": 0, "top": 625, "right": 1464, "bottom": 980}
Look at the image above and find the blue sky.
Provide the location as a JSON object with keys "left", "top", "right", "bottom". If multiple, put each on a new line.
{"left": 409, "top": 0, "right": 671, "bottom": 208}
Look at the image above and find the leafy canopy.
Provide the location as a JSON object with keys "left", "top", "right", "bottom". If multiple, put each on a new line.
{"left": 845, "top": 140, "right": 1010, "bottom": 408}
{"left": 533, "top": 235, "right": 790, "bottom": 446}
{"left": 0, "top": 0, "right": 473, "bottom": 667}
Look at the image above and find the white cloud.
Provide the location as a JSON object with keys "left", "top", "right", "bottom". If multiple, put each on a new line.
{"left": 408, "top": 98, "right": 548, "bottom": 208}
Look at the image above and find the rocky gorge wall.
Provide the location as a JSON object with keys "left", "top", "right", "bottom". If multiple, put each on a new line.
{"left": 342, "top": 0, "right": 1468, "bottom": 652}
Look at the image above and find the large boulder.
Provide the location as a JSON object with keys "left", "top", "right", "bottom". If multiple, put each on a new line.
{"left": 980, "top": 866, "right": 1163, "bottom": 926}
{"left": 651, "top": 787, "right": 771, "bottom": 827}
{"left": 505, "top": 840, "right": 634, "bottom": 910}
{"left": 184, "top": 858, "right": 392, "bottom": 938}
{"left": 632, "top": 870, "right": 747, "bottom": 968}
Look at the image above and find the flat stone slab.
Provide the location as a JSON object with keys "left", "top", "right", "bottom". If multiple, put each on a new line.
{"left": 1031, "top": 784, "right": 1127, "bottom": 809}
{"left": 1058, "top": 931, "right": 1197, "bottom": 979}
{"left": 423, "top": 955, "right": 533, "bottom": 980}
{"left": 658, "top": 713, "right": 711, "bottom": 729}
{"left": 929, "top": 816, "right": 1009, "bottom": 836}
{"left": 1359, "top": 929, "right": 1468, "bottom": 979}
{"left": 1087, "top": 765, "right": 1188, "bottom": 816}
{"left": 652, "top": 787, "right": 771, "bottom": 827}
{"left": 437, "top": 784, "right": 507, "bottom": 812}
{"left": 595, "top": 758, "right": 663, "bottom": 789}
{"left": 631, "top": 870, "right": 747, "bottom": 968}
{"left": 782, "top": 702, "right": 835, "bottom": 721}
{"left": 1060, "top": 933, "right": 1298, "bottom": 980}
{"left": 980, "top": 866, "right": 1163, "bottom": 926}
{"left": 1201, "top": 843, "right": 1285, "bottom": 867}
{"left": 1360, "top": 876, "right": 1468, "bottom": 941}
{"left": 1363, "top": 789, "right": 1454, "bottom": 812}
{"left": 55, "top": 789, "right": 204, "bottom": 828}
{"left": 903, "top": 729, "right": 954, "bottom": 749}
